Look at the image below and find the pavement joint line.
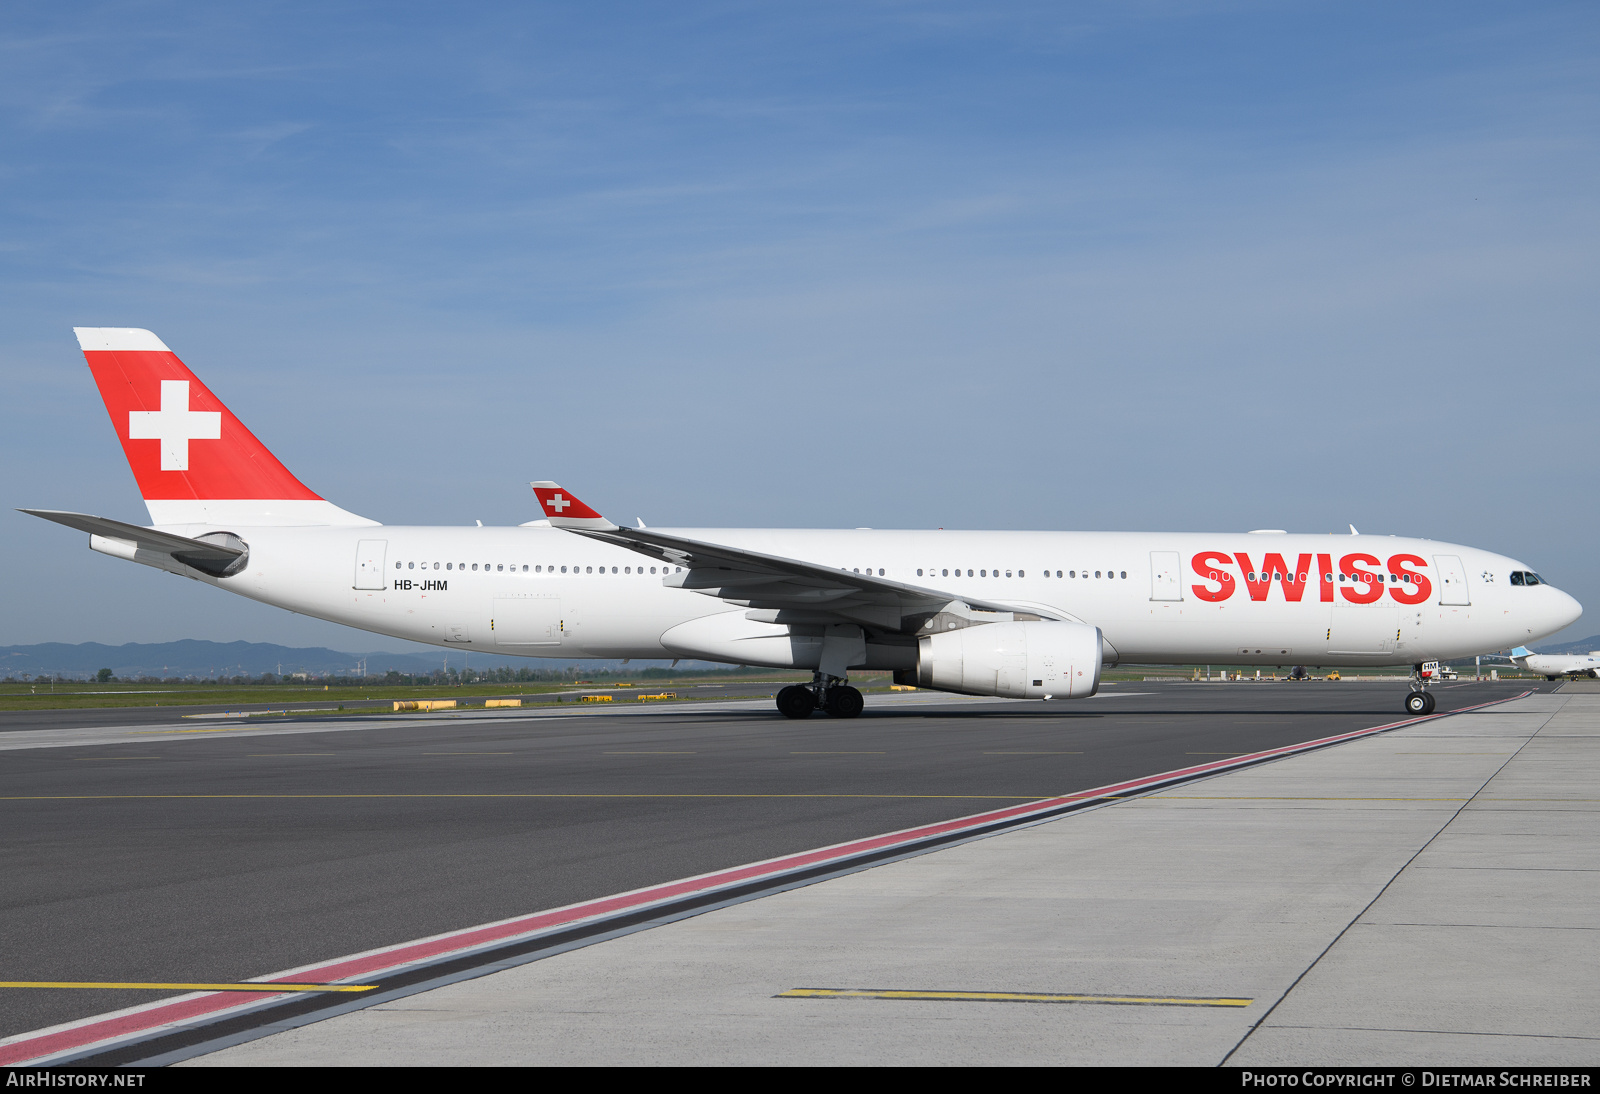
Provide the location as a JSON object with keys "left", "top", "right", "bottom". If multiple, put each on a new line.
{"left": 0, "top": 983, "right": 374, "bottom": 994}
{"left": 774, "top": 988, "right": 1253, "bottom": 1007}
{"left": 0, "top": 687, "right": 1537, "bottom": 1067}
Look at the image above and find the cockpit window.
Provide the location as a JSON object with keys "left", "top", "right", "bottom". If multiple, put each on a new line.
{"left": 1529, "top": 572, "right": 1543, "bottom": 585}
{"left": 1510, "top": 571, "right": 1524, "bottom": 586}
{"left": 1509, "top": 571, "right": 1542, "bottom": 586}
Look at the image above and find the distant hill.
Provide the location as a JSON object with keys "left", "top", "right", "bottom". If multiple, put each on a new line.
{"left": 0, "top": 640, "right": 707, "bottom": 680}
{"left": 1534, "top": 634, "right": 1600, "bottom": 656}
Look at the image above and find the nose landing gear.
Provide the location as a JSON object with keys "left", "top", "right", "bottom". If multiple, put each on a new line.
{"left": 1405, "top": 661, "right": 1437, "bottom": 715}
{"left": 775, "top": 674, "right": 864, "bottom": 719}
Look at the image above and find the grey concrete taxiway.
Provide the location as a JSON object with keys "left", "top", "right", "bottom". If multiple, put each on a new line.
{"left": 188, "top": 687, "right": 1600, "bottom": 1067}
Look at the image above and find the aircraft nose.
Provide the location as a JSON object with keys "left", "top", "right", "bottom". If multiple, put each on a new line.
{"left": 1554, "top": 588, "right": 1584, "bottom": 631}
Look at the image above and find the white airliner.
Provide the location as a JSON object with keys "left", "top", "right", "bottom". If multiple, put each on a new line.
{"left": 1509, "top": 645, "right": 1600, "bottom": 680}
{"left": 25, "top": 329, "right": 1582, "bottom": 719}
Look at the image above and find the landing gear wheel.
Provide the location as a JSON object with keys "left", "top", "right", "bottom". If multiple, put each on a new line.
{"left": 776, "top": 685, "right": 817, "bottom": 719}
{"left": 822, "top": 685, "right": 864, "bottom": 719}
{"left": 1405, "top": 691, "right": 1433, "bottom": 715}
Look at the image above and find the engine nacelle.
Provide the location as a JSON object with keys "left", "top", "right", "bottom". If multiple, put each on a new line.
{"left": 914, "top": 620, "right": 1102, "bottom": 699}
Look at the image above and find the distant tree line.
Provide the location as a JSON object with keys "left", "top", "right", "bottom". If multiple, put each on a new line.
{"left": 5, "top": 664, "right": 773, "bottom": 687}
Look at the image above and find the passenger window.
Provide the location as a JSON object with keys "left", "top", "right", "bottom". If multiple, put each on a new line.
{"left": 1095, "top": 571, "right": 1101, "bottom": 578}
{"left": 650, "top": 566, "right": 657, "bottom": 574}
{"left": 878, "top": 568, "right": 885, "bottom": 576}
{"left": 980, "top": 570, "right": 986, "bottom": 577}
{"left": 446, "top": 563, "right": 452, "bottom": 570}
{"left": 942, "top": 569, "right": 949, "bottom": 577}
{"left": 408, "top": 562, "right": 414, "bottom": 570}
{"left": 394, "top": 561, "right": 401, "bottom": 569}
{"left": 1120, "top": 571, "right": 1126, "bottom": 579}
{"left": 1018, "top": 570, "right": 1024, "bottom": 577}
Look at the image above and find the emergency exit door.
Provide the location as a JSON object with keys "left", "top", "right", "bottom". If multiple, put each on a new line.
{"left": 1434, "top": 555, "right": 1471, "bottom": 606}
{"left": 1150, "top": 551, "right": 1183, "bottom": 601}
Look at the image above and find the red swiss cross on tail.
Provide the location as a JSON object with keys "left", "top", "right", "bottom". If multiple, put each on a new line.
{"left": 530, "top": 481, "right": 616, "bottom": 531}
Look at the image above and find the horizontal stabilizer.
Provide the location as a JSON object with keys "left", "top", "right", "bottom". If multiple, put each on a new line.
{"left": 20, "top": 509, "right": 247, "bottom": 576}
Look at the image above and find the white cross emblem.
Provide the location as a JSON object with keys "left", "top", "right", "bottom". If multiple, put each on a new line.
{"left": 127, "top": 380, "right": 222, "bottom": 471}
{"left": 548, "top": 493, "right": 570, "bottom": 513}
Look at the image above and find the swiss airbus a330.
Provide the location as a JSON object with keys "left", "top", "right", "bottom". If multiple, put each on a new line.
{"left": 26, "top": 329, "right": 1582, "bottom": 719}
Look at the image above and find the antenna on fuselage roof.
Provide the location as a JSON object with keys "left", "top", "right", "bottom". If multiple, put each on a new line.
{"left": 1349, "top": 524, "right": 1360, "bottom": 535}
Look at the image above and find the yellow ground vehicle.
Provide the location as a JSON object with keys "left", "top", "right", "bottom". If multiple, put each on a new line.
{"left": 1327, "top": 671, "right": 1342, "bottom": 681}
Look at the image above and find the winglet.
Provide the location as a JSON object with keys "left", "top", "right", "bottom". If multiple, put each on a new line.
{"left": 529, "top": 481, "right": 617, "bottom": 531}
{"left": 1510, "top": 646, "right": 1531, "bottom": 658}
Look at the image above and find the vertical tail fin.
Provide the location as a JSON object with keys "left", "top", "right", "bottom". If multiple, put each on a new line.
{"left": 76, "top": 328, "right": 376, "bottom": 527}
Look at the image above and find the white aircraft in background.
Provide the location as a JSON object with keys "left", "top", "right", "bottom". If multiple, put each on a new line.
{"left": 24, "top": 329, "right": 1582, "bottom": 719}
{"left": 1509, "top": 645, "right": 1600, "bottom": 680}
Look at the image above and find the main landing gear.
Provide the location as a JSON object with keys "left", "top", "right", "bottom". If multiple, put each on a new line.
{"left": 776, "top": 674, "right": 864, "bottom": 720}
{"left": 1404, "top": 663, "right": 1436, "bottom": 715}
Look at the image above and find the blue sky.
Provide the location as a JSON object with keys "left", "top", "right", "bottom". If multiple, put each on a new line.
{"left": 3, "top": 1, "right": 1597, "bottom": 649}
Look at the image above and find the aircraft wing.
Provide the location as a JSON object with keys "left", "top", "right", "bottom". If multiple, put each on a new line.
{"left": 529, "top": 482, "right": 1064, "bottom": 635}
{"left": 21, "top": 509, "right": 246, "bottom": 575}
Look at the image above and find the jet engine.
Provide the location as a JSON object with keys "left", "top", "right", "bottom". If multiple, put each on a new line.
{"left": 906, "top": 620, "right": 1102, "bottom": 699}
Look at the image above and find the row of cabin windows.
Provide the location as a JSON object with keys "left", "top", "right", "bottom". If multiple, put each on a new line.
{"left": 397, "top": 561, "right": 683, "bottom": 575}
{"left": 914, "top": 568, "right": 1129, "bottom": 580}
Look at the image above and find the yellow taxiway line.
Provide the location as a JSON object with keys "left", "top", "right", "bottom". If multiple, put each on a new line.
{"left": 776, "top": 988, "right": 1251, "bottom": 1007}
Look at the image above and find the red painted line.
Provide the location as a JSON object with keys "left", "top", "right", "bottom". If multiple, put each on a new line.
{"left": 0, "top": 687, "right": 1535, "bottom": 1065}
